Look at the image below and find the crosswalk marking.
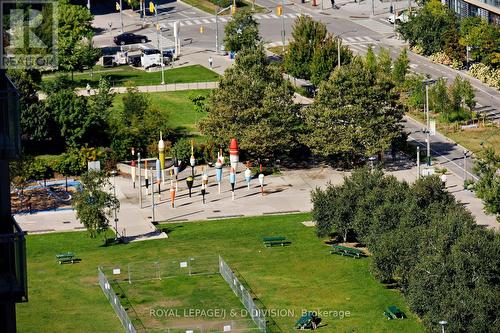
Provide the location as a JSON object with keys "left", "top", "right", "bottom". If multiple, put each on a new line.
{"left": 219, "top": 17, "right": 227, "bottom": 22}
{"left": 203, "top": 18, "right": 211, "bottom": 23}
{"left": 344, "top": 36, "right": 376, "bottom": 43}
{"left": 185, "top": 20, "right": 193, "bottom": 25}
{"left": 193, "top": 19, "right": 202, "bottom": 24}
{"left": 261, "top": 14, "right": 270, "bottom": 19}
{"left": 269, "top": 14, "right": 278, "bottom": 19}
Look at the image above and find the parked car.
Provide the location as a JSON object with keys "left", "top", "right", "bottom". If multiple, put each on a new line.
{"left": 114, "top": 33, "right": 148, "bottom": 45}
{"left": 387, "top": 9, "right": 413, "bottom": 24}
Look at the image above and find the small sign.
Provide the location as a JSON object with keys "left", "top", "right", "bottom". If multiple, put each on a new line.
{"left": 421, "top": 168, "right": 435, "bottom": 177}
{"left": 113, "top": 268, "right": 121, "bottom": 275}
{"left": 180, "top": 261, "right": 188, "bottom": 268}
{"left": 223, "top": 325, "right": 231, "bottom": 332}
{"left": 88, "top": 161, "right": 101, "bottom": 171}
{"left": 186, "top": 330, "right": 193, "bottom": 333}
{"left": 430, "top": 119, "right": 436, "bottom": 136}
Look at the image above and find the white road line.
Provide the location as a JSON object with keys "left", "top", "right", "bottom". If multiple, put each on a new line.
{"left": 219, "top": 17, "right": 227, "bottom": 22}
{"left": 193, "top": 19, "right": 202, "bottom": 24}
{"left": 270, "top": 14, "right": 278, "bottom": 19}
{"left": 184, "top": 20, "right": 193, "bottom": 25}
{"left": 355, "top": 36, "right": 365, "bottom": 42}
{"left": 210, "top": 18, "right": 216, "bottom": 22}
{"left": 261, "top": 14, "right": 270, "bottom": 19}
{"left": 203, "top": 19, "right": 211, "bottom": 23}
{"left": 345, "top": 37, "right": 356, "bottom": 42}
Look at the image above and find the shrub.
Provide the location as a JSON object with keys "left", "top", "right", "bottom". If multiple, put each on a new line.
{"left": 469, "top": 63, "right": 500, "bottom": 89}
{"left": 429, "top": 51, "right": 454, "bottom": 66}
{"left": 411, "top": 44, "right": 424, "bottom": 55}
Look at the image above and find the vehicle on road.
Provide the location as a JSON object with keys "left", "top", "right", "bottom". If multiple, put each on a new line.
{"left": 114, "top": 32, "right": 148, "bottom": 45}
{"left": 388, "top": 9, "right": 414, "bottom": 24}
{"left": 141, "top": 49, "right": 162, "bottom": 69}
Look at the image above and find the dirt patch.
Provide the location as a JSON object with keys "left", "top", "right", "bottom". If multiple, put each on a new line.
{"left": 11, "top": 186, "right": 74, "bottom": 214}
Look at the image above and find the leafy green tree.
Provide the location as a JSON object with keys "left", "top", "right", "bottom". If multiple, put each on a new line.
{"left": 459, "top": 17, "right": 500, "bottom": 67}
{"left": 376, "top": 47, "right": 392, "bottom": 77}
{"left": 398, "top": 0, "right": 458, "bottom": 56}
{"left": 364, "top": 45, "right": 378, "bottom": 75}
{"left": 429, "top": 78, "right": 450, "bottom": 118}
{"left": 473, "top": 146, "right": 500, "bottom": 222}
{"left": 392, "top": 48, "right": 410, "bottom": 86}
{"left": 301, "top": 57, "right": 404, "bottom": 162}
{"left": 199, "top": 46, "right": 299, "bottom": 160}
{"left": 72, "top": 170, "right": 119, "bottom": 239}
{"left": 57, "top": 0, "right": 100, "bottom": 78}
{"left": 284, "top": 15, "right": 327, "bottom": 80}
{"left": 449, "top": 76, "right": 475, "bottom": 112}
{"left": 223, "top": 9, "right": 260, "bottom": 53}
{"left": 310, "top": 34, "right": 352, "bottom": 86}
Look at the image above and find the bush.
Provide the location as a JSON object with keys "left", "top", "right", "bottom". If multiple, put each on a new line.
{"left": 429, "top": 51, "right": 454, "bottom": 66}
{"left": 411, "top": 44, "right": 424, "bottom": 55}
{"left": 469, "top": 63, "right": 500, "bottom": 89}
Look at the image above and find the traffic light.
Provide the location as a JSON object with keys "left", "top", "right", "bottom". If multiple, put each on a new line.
{"left": 231, "top": 5, "right": 236, "bottom": 15}
{"left": 276, "top": 5, "right": 282, "bottom": 16}
{"left": 199, "top": 26, "right": 204, "bottom": 34}
{"left": 115, "top": 2, "right": 120, "bottom": 11}
{"left": 149, "top": 1, "right": 155, "bottom": 14}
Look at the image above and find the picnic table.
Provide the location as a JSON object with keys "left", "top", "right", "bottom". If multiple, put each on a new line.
{"left": 384, "top": 305, "right": 406, "bottom": 320}
{"left": 262, "top": 236, "right": 291, "bottom": 247}
{"left": 295, "top": 312, "right": 321, "bottom": 330}
{"left": 330, "top": 245, "right": 363, "bottom": 258}
{"left": 56, "top": 252, "right": 76, "bottom": 264}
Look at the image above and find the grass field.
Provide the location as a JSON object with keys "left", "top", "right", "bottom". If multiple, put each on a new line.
{"left": 42, "top": 65, "right": 219, "bottom": 88}
{"left": 110, "top": 90, "right": 211, "bottom": 137}
{"left": 17, "top": 214, "right": 423, "bottom": 332}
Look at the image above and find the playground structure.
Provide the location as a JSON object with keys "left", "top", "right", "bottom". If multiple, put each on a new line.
{"left": 11, "top": 179, "right": 79, "bottom": 214}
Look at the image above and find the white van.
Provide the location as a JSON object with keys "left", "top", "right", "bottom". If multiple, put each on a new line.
{"left": 141, "top": 49, "right": 162, "bottom": 69}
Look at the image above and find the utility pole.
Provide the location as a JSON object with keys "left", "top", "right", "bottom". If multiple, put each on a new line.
{"left": 371, "top": 0, "right": 374, "bottom": 16}
{"left": 215, "top": 5, "right": 232, "bottom": 53}
{"left": 463, "top": 150, "right": 468, "bottom": 182}
{"left": 417, "top": 146, "right": 420, "bottom": 179}
{"left": 426, "top": 83, "right": 431, "bottom": 166}
{"left": 138, "top": 152, "right": 142, "bottom": 209}
{"left": 281, "top": 0, "right": 286, "bottom": 53}
{"left": 120, "top": 0, "right": 124, "bottom": 33}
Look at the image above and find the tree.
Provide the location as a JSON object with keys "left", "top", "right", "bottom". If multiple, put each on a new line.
{"left": 301, "top": 56, "right": 404, "bottom": 162}
{"left": 72, "top": 170, "right": 119, "bottom": 239}
{"left": 392, "top": 47, "right": 410, "bottom": 86}
{"left": 429, "top": 78, "right": 451, "bottom": 118}
{"left": 398, "top": 0, "right": 458, "bottom": 56}
{"left": 473, "top": 146, "right": 500, "bottom": 222}
{"left": 459, "top": 17, "right": 500, "bottom": 68}
{"left": 199, "top": 46, "right": 299, "bottom": 160}
{"left": 284, "top": 15, "right": 327, "bottom": 80}
{"left": 310, "top": 34, "right": 352, "bottom": 86}
{"left": 449, "top": 76, "right": 475, "bottom": 112}
{"left": 57, "top": 0, "right": 100, "bottom": 78}
{"left": 223, "top": 9, "right": 260, "bottom": 53}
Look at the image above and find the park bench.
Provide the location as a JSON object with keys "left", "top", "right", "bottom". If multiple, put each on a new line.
{"left": 383, "top": 305, "right": 406, "bottom": 320}
{"left": 56, "top": 252, "right": 76, "bottom": 264}
{"left": 330, "top": 245, "right": 363, "bottom": 258}
{"left": 263, "top": 236, "right": 291, "bottom": 247}
{"left": 295, "top": 312, "right": 321, "bottom": 330}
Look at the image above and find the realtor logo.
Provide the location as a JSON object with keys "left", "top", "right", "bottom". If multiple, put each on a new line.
{"left": 0, "top": 0, "right": 58, "bottom": 69}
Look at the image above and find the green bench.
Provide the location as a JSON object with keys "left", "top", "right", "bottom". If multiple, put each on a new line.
{"left": 263, "top": 236, "right": 291, "bottom": 247}
{"left": 295, "top": 312, "right": 321, "bottom": 329}
{"left": 56, "top": 252, "right": 76, "bottom": 264}
{"left": 383, "top": 305, "right": 406, "bottom": 320}
{"left": 330, "top": 245, "right": 363, "bottom": 258}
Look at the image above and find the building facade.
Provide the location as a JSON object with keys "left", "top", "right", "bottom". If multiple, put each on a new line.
{"left": 443, "top": 0, "right": 500, "bottom": 24}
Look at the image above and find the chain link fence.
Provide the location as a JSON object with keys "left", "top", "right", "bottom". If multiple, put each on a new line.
{"left": 219, "top": 256, "right": 267, "bottom": 333}
{"left": 98, "top": 266, "right": 137, "bottom": 333}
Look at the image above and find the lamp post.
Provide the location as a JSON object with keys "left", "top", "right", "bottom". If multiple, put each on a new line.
{"left": 110, "top": 170, "right": 119, "bottom": 239}
{"left": 337, "top": 30, "right": 357, "bottom": 70}
{"left": 138, "top": 152, "right": 142, "bottom": 208}
{"left": 280, "top": 0, "right": 286, "bottom": 53}
{"left": 463, "top": 149, "right": 468, "bottom": 185}
{"left": 439, "top": 320, "right": 447, "bottom": 333}
{"left": 215, "top": 5, "right": 232, "bottom": 53}
{"left": 416, "top": 146, "right": 420, "bottom": 179}
{"left": 119, "top": 0, "right": 124, "bottom": 33}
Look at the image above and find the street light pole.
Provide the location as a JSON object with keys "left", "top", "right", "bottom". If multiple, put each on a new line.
{"left": 160, "top": 27, "right": 165, "bottom": 85}
{"left": 281, "top": 0, "right": 286, "bottom": 53}
{"left": 426, "top": 83, "right": 431, "bottom": 166}
{"left": 215, "top": 5, "right": 232, "bottom": 53}
{"left": 463, "top": 150, "right": 468, "bottom": 182}
{"left": 439, "top": 320, "right": 448, "bottom": 333}
{"left": 336, "top": 30, "right": 357, "bottom": 69}
{"left": 120, "top": 0, "right": 124, "bottom": 33}
{"left": 417, "top": 146, "right": 420, "bottom": 179}
{"left": 110, "top": 170, "right": 118, "bottom": 239}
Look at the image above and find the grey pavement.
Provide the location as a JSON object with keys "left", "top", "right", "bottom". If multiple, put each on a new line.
{"left": 15, "top": 158, "right": 498, "bottom": 237}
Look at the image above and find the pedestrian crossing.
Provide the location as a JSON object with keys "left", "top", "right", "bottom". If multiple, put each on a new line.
{"left": 164, "top": 12, "right": 303, "bottom": 27}
{"left": 266, "top": 35, "right": 378, "bottom": 49}
{"left": 353, "top": 18, "right": 395, "bottom": 35}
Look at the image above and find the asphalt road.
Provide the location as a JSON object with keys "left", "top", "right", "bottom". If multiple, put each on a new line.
{"left": 89, "top": 0, "right": 498, "bottom": 178}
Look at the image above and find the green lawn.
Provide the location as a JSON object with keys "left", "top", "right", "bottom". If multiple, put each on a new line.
{"left": 42, "top": 65, "right": 219, "bottom": 88}
{"left": 110, "top": 90, "right": 211, "bottom": 137}
{"left": 17, "top": 214, "right": 423, "bottom": 332}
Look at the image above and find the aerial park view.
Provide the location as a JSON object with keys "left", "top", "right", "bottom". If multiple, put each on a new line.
{"left": 1, "top": 0, "right": 499, "bottom": 333}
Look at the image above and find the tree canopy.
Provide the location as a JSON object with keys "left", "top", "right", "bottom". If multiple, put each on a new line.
{"left": 223, "top": 9, "right": 260, "bottom": 53}
{"left": 198, "top": 46, "right": 299, "bottom": 160}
